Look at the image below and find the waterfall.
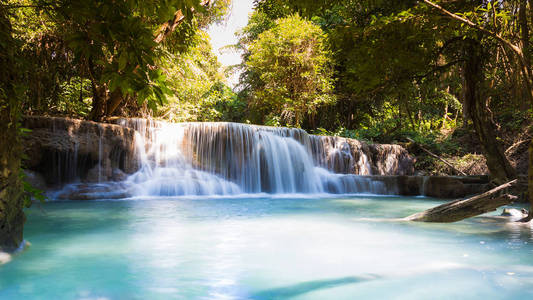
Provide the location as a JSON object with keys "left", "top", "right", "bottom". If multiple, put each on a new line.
{"left": 116, "top": 119, "right": 392, "bottom": 196}
{"left": 420, "top": 176, "right": 429, "bottom": 197}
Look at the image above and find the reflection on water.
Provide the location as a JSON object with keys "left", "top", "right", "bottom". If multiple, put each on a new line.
{"left": 0, "top": 196, "right": 533, "bottom": 299}
{"left": 252, "top": 275, "right": 378, "bottom": 299}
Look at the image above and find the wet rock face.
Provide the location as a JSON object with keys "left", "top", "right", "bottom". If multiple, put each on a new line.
{"left": 424, "top": 177, "right": 466, "bottom": 198}
{"left": 422, "top": 176, "right": 490, "bottom": 198}
{"left": 21, "top": 116, "right": 416, "bottom": 195}
{"left": 354, "top": 175, "right": 490, "bottom": 198}
{"left": 310, "top": 135, "right": 415, "bottom": 176}
{"left": 368, "top": 144, "right": 415, "bottom": 176}
{"left": 22, "top": 116, "right": 139, "bottom": 186}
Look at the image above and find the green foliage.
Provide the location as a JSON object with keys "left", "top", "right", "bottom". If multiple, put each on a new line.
{"left": 19, "top": 170, "right": 46, "bottom": 208}
{"left": 6, "top": 0, "right": 231, "bottom": 119}
{"left": 243, "top": 14, "right": 336, "bottom": 126}
{"left": 17, "top": 127, "right": 46, "bottom": 207}
{"left": 52, "top": 78, "right": 93, "bottom": 118}
{"left": 247, "top": 0, "right": 531, "bottom": 173}
{"left": 52, "top": 0, "right": 188, "bottom": 110}
{"left": 155, "top": 32, "right": 244, "bottom": 122}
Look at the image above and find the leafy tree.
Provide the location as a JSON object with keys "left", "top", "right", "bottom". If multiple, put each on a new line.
{"left": 251, "top": 0, "right": 531, "bottom": 184}
{"left": 156, "top": 31, "right": 245, "bottom": 122}
{"left": 5, "top": 0, "right": 231, "bottom": 121}
{"left": 244, "top": 14, "right": 335, "bottom": 126}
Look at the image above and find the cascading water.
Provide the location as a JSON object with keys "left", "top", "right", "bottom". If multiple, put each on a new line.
{"left": 116, "top": 119, "right": 390, "bottom": 197}
{"left": 125, "top": 124, "right": 242, "bottom": 196}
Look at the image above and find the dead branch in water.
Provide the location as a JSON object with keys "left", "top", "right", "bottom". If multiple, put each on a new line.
{"left": 405, "top": 179, "right": 517, "bottom": 222}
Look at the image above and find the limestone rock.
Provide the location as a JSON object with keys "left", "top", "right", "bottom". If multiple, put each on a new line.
{"left": 423, "top": 177, "right": 464, "bottom": 198}
{"left": 0, "top": 252, "right": 11, "bottom": 265}
{"left": 22, "top": 116, "right": 140, "bottom": 186}
{"left": 500, "top": 208, "right": 528, "bottom": 217}
{"left": 309, "top": 135, "right": 415, "bottom": 176}
{"left": 55, "top": 183, "right": 131, "bottom": 200}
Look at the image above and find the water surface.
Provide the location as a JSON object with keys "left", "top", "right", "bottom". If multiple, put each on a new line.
{"left": 1, "top": 196, "right": 533, "bottom": 299}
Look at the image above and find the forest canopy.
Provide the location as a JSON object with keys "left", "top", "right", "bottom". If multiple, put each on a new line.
{"left": 231, "top": 0, "right": 531, "bottom": 184}
{"left": 1, "top": 0, "right": 532, "bottom": 183}
{"left": 4, "top": 0, "right": 233, "bottom": 121}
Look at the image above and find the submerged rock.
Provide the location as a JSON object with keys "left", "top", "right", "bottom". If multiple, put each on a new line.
{"left": 54, "top": 183, "right": 131, "bottom": 200}
{"left": 0, "top": 252, "right": 11, "bottom": 265}
{"left": 500, "top": 208, "right": 528, "bottom": 217}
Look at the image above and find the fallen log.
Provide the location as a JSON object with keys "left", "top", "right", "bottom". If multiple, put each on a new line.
{"left": 404, "top": 179, "right": 517, "bottom": 222}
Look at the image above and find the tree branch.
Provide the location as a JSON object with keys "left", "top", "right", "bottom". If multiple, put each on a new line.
{"left": 153, "top": 0, "right": 211, "bottom": 44}
{"left": 154, "top": 10, "right": 185, "bottom": 43}
{"left": 405, "top": 179, "right": 518, "bottom": 222}
{"left": 407, "top": 137, "right": 467, "bottom": 176}
{"left": 421, "top": 0, "right": 523, "bottom": 57}
{"left": 422, "top": 0, "right": 533, "bottom": 105}
{"left": 413, "top": 59, "right": 462, "bottom": 80}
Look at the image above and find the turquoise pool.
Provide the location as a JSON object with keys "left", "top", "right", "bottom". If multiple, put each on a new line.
{"left": 1, "top": 196, "right": 532, "bottom": 299}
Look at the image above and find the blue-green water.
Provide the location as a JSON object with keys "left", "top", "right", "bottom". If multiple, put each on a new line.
{"left": 1, "top": 196, "right": 533, "bottom": 299}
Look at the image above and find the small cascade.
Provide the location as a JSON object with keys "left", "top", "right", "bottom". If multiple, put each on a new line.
{"left": 308, "top": 136, "right": 355, "bottom": 174}
{"left": 116, "top": 119, "right": 393, "bottom": 196}
{"left": 97, "top": 127, "right": 103, "bottom": 183}
{"left": 356, "top": 152, "right": 373, "bottom": 175}
{"left": 308, "top": 135, "right": 374, "bottom": 175}
{"left": 420, "top": 176, "right": 429, "bottom": 196}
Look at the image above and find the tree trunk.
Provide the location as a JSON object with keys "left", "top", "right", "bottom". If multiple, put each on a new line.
{"left": 105, "top": 89, "right": 124, "bottom": 117}
{"left": 0, "top": 7, "right": 25, "bottom": 252}
{"left": 0, "top": 110, "right": 24, "bottom": 253}
{"left": 523, "top": 140, "right": 533, "bottom": 222}
{"left": 520, "top": 0, "right": 530, "bottom": 64}
{"left": 519, "top": 0, "right": 533, "bottom": 106}
{"left": 405, "top": 180, "right": 517, "bottom": 222}
{"left": 89, "top": 83, "right": 106, "bottom": 121}
{"left": 463, "top": 40, "right": 516, "bottom": 184}
{"left": 87, "top": 57, "right": 107, "bottom": 122}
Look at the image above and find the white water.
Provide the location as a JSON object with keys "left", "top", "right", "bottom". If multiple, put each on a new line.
{"left": 116, "top": 119, "right": 390, "bottom": 197}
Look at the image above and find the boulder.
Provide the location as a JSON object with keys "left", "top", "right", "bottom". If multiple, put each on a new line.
{"left": 55, "top": 183, "right": 131, "bottom": 200}
{"left": 500, "top": 208, "right": 528, "bottom": 217}
{"left": 0, "top": 252, "right": 11, "bottom": 265}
